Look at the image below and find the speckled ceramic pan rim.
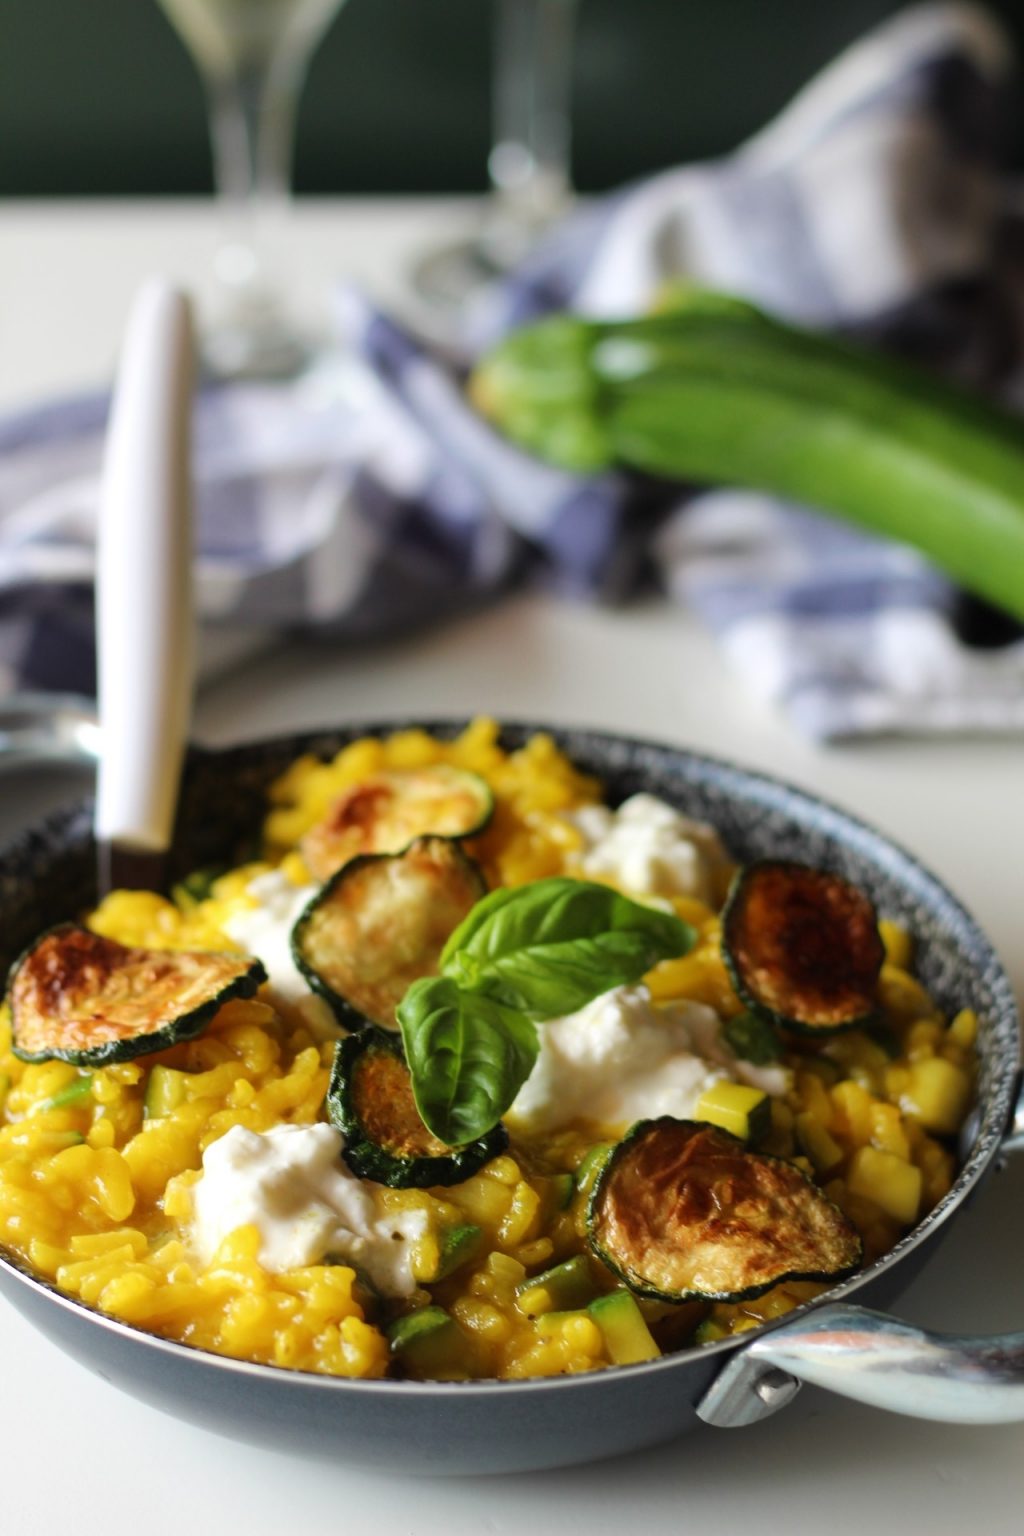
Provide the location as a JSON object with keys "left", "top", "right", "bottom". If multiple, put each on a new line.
{"left": 0, "top": 720, "right": 1019, "bottom": 1471}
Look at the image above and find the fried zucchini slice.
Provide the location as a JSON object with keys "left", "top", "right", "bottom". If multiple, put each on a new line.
{"left": 301, "top": 766, "right": 493, "bottom": 882}
{"left": 8, "top": 923, "right": 267, "bottom": 1066}
{"left": 292, "top": 836, "right": 487, "bottom": 1030}
{"left": 588, "top": 1117, "right": 862, "bottom": 1304}
{"left": 326, "top": 1027, "right": 509, "bottom": 1188}
{"left": 722, "top": 860, "right": 884, "bottom": 1034}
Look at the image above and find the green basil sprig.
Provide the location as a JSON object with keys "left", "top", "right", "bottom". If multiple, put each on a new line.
{"left": 397, "top": 877, "right": 695, "bottom": 1146}
{"left": 397, "top": 978, "right": 540, "bottom": 1149}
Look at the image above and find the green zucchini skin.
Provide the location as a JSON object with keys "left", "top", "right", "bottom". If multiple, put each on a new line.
{"left": 326, "top": 1027, "right": 509, "bottom": 1189}
{"left": 721, "top": 1010, "right": 782, "bottom": 1064}
{"left": 291, "top": 838, "right": 488, "bottom": 1033}
{"left": 7, "top": 923, "right": 268, "bottom": 1067}
{"left": 386, "top": 1306, "right": 453, "bottom": 1355}
{"left": 721, "top": 861, "right": 884, "bottom": 1036}
{"left": 472, "top": 290, "right": 1024, "bottom": 624}
{"left": 587, "top": 1117, "right": 862, "bottom": 1305}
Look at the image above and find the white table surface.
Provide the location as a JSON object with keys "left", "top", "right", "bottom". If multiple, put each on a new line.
{"left": 1, "top": 200, "right": 1023, "bottom": 1536}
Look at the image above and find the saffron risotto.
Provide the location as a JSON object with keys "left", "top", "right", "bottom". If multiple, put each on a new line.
{"left": 0, "top": 720, "right": 975, "bottom": 1380}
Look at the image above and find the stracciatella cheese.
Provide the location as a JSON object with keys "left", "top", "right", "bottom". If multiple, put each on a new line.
{"left": 222, "top": 869, "right": 336, "bottom": 1038}
{"left": 568, "top": 793, "right": 730, "bottom": 904}
{"left": 508, "top": 984, "right": 789, "bottom": 1136}
{"left": 191, "top": 1123, "right": 426, "bottom": 1296}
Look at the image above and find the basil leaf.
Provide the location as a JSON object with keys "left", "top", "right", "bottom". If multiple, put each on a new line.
{"left": 397, "top": 976, "right": 539, "bottom": 1146}
{"left": 439, "top": 877, "right": 695, "bottom": 1020}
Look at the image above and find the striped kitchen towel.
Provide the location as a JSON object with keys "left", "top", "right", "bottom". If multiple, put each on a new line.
{"left": 0, "top": 2, "right": 1022, "bottom": 738}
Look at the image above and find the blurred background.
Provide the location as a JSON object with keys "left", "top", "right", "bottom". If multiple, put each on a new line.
{"left": 4, "top": 0, "right": 1022, "bottom": 198}
{"left": 1, "top": 0, "right": 1022, "bottom": 745}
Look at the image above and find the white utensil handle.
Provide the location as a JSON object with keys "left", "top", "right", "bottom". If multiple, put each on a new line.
{"left": 95, "top": 281, "right": 195, "bottom": 852}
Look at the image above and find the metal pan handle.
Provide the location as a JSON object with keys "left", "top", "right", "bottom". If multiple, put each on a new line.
{"left": 0, "top": 693, "right": 100, "bottom": 768}
{"left": 698, "top": 1302, "right": 1024, "bottom": 1427}
{"left": 701, "top": 1079, "right": 1024, "bottom": 1429}
{"left": 1000, "top": 1073, "right": 1024, "bottom": 1159}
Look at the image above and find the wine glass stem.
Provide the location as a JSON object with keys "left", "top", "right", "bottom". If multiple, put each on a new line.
{"left": 490, "top": 0, "right": 578, "bottom": 230}
{"left": 207, "top": 62, "right": 292, "bottom": 253}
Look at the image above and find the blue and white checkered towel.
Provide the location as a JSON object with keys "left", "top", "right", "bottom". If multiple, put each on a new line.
{"left": 1, "top": 2, "right": 1022, "bottom": 740}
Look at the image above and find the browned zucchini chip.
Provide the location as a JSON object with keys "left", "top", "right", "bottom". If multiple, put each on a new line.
{"left": 301, "top": 766, "right": 494, "bottom": 882}
{"left": 9, "top": 923, "right": 267, "bottom": 1066}
{"left": 326, "top": 1027, "right": 508, "bottom": 1187}
{"left": 588, "top": 1118, "right": 862, "bottom": 1304}
{"left": 292, "top": 836, "right": 487, "bottom": 1029}
{"left": 722, "top": 860, "right": 884, "bottom": 1034}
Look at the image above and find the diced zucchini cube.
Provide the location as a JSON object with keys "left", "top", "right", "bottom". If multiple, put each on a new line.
{"left": 545, "top": 1172, "right": 575, "bottom": 1211}
{"left": 387, "top": 1306, "right": 451, "bottom": 1353}
{"left": 433, "top": 1223, "right": 483, "bottom": 1281}
{"left": 588, "top": 1290, "right": 660, "bottom": 1365}
{"left": 795, "top": 1112, "right": 843, "bottom": 1173}
{"left": 947, "top": 1009, "right": 978, "bottom": 1050}
{"left": 574, "top": 1143, "right": 614, "bottom": 1197}
{"left": 695, "top": 1081, "right": 770, "bottom": 1143}
{"left": 830, "top": 1080, "right": 874, "bottom": 1145}
{"left": 515, "top": 1254, "right": 596, "bottom": 1317}
{"left": 143, "top": 1065, "right": 188, "bottom": 1120}
{"left": 847, "top": 1146, "right": 922, "bottom": 1224}
{"left": 878, "top": 920, "right": 913, "bottom": 970}
{"left": 901, "top": 1057, "right": 971, "bottom": 1136}
{"left": 868, "top": 1101, "right": 911, "bottom": 1161}
{"left": 386, "top": 1306, "right": 463, "bottom": 1377}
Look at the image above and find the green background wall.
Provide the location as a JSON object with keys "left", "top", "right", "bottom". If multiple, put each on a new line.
{"left": 1, "top": 0, "right": 1021, "bottom": 196}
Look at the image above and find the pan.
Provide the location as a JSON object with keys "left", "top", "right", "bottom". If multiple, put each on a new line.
{"left": 0, "top": 717, "right": 1021, "bottom": 1475}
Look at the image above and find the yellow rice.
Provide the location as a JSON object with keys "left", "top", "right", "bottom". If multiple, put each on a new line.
{"left": 0, "top": 718, "right": 973, "bottom": 1379}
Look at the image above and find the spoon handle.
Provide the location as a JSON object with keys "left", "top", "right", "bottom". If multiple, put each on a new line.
{"left": 95, "top": 280, "right": 195, "bottom": 893}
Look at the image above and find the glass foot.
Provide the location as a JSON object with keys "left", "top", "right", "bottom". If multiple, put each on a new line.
{"left": 201, "top": 317, "right": 311, "bottom": 381}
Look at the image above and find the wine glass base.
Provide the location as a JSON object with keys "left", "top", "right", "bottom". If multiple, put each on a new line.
{"left": 409, "top": 237, "right": 505, "bottom": 315}
{"left": 408, "top": 196, "right": 570, "bottom": 328}
{"left": 201, "top": 320, "right": 313, "bottom": 383}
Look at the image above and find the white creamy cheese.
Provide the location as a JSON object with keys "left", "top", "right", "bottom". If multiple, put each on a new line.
{"left": 508, "top": 984, "right": 789, "bottom": 1135}
{"left": 222, "top": 868, "right": 337, "bottom": 1038}
{"left": 190, "top": 1123, "right": 427, "bottom": 1297}
{"left": 569, "top": 793, "right": 730, "bottom": 904}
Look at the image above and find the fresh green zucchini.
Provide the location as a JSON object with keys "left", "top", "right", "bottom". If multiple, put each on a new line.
{"left": 694, "top": 1081, "right": 771, "bottom": 1143}
{"left": 542, "top": 1171, "right": 575, "bottom": 1211}
{"left": 31, "top": 1073, "right": 94, "bottom": 1113}
{"left": 326, "top": 1026, "right": 509, "bottom": 1188}
{"left": 8, "top": 924, "right": 267, "bottom": 1066}
{"left": 171, "top": 865, "right": 226, "bottom": 912}
{"left": 722, "top": 1010, "right": 782, "bottom": 1065}
{"left": 693, "top": 1316, "right": 729, "bottom": 1345}
{"left": 515, "top": 1254, "right": 598, "bottom": 1316}
{"left": 433, "top": 1222, "right": 484, "bottom": 1280}
{"left": 587, "top": 1117, "right": 862, "bottom": 1304}
{"left": 386, "top": 1306, "right": 464, "bottom": 1378}
{"left": 574, "top": 1141, "right": 615, "bottom": 1197}
{"left": 387, "top": 1305, "right": 480, "bottom": 1379}
{"left": 143, "top": 1065, "right": 189, "bottom": 1119}
{"left": 387, "top": 1306, "right": 451, "bottom": 1353}
{"left": 470, "top": 288, "right": 1024, "bottom": 624}
{"left": 293, "top": 836, "right": 487, "bottom": 1031}
{"left": 588, "top": 1289, "right": 661, "bottom": 1364}
{"left": 302, "top": 765, "right": 494, "bottom": 882}
{"left": 532, "top": 1291, "right": 661, "bottom": 1363}
{"left": 722, "top": 861, "right": 884, "bottom": 1034}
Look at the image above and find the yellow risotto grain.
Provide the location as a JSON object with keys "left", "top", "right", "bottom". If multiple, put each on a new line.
{"left": 0, "top": 723, "right": 979, "bottom": 1378}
